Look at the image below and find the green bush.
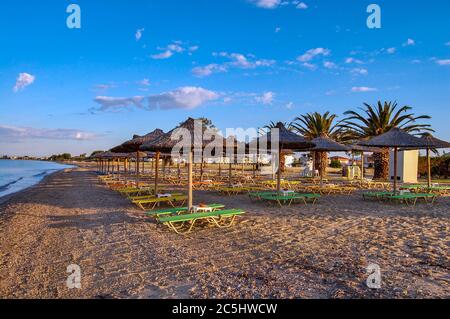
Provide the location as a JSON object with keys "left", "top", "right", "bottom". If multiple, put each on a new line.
{"left": 330, "top": 159, "right": 342, "bottom": 168}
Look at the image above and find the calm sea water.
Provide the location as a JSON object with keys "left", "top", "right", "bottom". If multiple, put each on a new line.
{"left": 0, "top": 160, "right": 74, "bottom": 198}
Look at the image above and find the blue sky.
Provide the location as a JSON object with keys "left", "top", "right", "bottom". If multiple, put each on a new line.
{"left": 0, "top": 0, "right": 449, "bottom": 156}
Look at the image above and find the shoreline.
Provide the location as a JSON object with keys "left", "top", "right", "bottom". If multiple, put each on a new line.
{"left": 0, "top": 161, "right": 77, "bottom": 205}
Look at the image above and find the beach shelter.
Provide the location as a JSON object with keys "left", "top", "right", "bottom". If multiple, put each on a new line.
{"left": 140, "top": 118, "right": 230, "bottom": 209}
{"left": 308, "top": 134, "right": 350, "bottom": 184}
{"left": 257, "top": 123, "right": 314, "bottom": 193}
{"left": 111, "top": 129, "right": 165, "bottom": 186}
{"left": 401, "top": 133, "right": 450, "bottom": 188}
{"left": 359, "top": 128, "right": 429, "bottom": 194}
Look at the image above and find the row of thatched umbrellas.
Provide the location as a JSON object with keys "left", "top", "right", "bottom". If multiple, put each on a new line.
{"left": 96, "top": 118, "right": 449, "bottom": 210}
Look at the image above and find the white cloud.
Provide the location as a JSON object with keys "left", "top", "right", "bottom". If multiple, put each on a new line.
{"left": 13, "top": 73, "right": 35, "bottom": 92}
{"left": 192, "top": 64, "right": 228, "bottom": 77}
{"left": 296, "top": 2, "right": 308, "bottom": 9}
{"left": 302, "top": 62, "right": 317, "bottom": 70}
{"left": 0, "top": 125, "right": 97, "bottom": 141}
{"left": 249, "top": 0, "right": 281, "bottom": 9}
{"left": 138, "top": 79, "right": 151, "bottom": 87}
{"left": 151, "top": 50, "right": 174, "bottom": 60}
{"left": 351, "top": 86, "right": 377, "bottom": 93}
{"left": 93, "top": 96, "right": 145, "bottom": 111}
{"left": 135, "top": 28, "right": 144, "bottom": 41}
{"left": 351, "top": 68, "right": 368, "bottom": 75}
{"left": 285, "top": 102, "right": 294, "bottom": 109}
{"left": 436, "top": 59, "right": 450, "bottom": 66}
{"left": 150, "top": 41, "right": 196, "bottom": 60}
{"left": 255, "top": 92, "right": 275, "bottom": 105}
{"left": 403, "top": 38, "right": 415, "bottom": 47}
{"left": 386, "top": 47, "right": 397, "bottom": 54}
{"left": 345, "top": 57, "right": 364, "bottom": 64}
{"left": 297, "top": 48, "right": 331, "bottom": 62}
{"left": 323, "top": 61, "right": 337, "bottom": 69}
{"left": 148, "top": 87, "right": 219, "bottom": 110}
{"left": 194, "top": 52, "right": 275, "bottom": 77}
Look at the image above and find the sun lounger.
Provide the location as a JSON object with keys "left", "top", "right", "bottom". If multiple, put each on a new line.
{"left": 362, "top": 191, "right": 393, "bottom": 201}
{"left": 146, "top": 204, "right": 225, "bottom": 219}
{"left": 133, "top": 195, "right": 188, "bottom": 210}
{"left": 259, "top": 193, "right": 320, "bottom": 207}
{"left": 387, "top": 193, "right": 439, "bottom": 206}
{"left": 158, "top": 209, "right": 246, "bottom": 234}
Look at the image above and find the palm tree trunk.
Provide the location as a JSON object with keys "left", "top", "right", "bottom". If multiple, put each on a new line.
{"left": 279, "top": 152, "right": 287, "bottom": 173}
{"left": 373, "top": 148, "right": 389, "bottom": 180}
{"left": 314, "top": 151, "right": 328, "bottom": 178}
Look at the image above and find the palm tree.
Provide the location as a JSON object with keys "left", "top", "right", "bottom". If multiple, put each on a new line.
{"left": 291, "top": 112, "right": 344, "bottom": 177}
{"left": 340, "top": 101, "right": 432, "bottom": 179}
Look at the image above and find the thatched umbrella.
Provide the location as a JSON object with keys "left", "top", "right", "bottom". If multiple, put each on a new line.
{"left": 140, "top": 118, "right": 230, "bottom": 209}
{"left": 401, "top": 133, "right": 450, "bottom": 188}
{"left": 359, "top": 128, "right": 429, "bottom": 194}
{"left": 111, "top": 129, "right": 165, "bottom": 186}
{"left": 257, "top": 123, "right": 314, "bottom": 193}
{"left": 347, "top": 145, "right": 383, "bottom": 181}
{"left": 307, "top": 134, "right": 350, "bottom": 184}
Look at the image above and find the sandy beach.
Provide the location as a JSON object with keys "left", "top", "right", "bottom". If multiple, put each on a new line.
{"left": 0, "top": 166, "right": 448, "bottom": 299}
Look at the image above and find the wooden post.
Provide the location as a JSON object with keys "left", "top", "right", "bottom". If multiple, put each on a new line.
{"left": 361, "top": 152, "right": 365, "bottom": 181}
{"left": 393, "top": 147, "right": 398, "bottom": 194}
{"left": 154, "top": 151, "right": 160, "bottom": 194}
{"left": 136, "top": 151, "right": 140, "bottom": 188}
{"left": 229, "top": 158, "right": 233, "bottom": 186}
{"left": 277, "top": 149, "right": 281, "bottom": 193}
{"left": 188, "top": 150, "right": 193, "bottom": 210}
{"left": 427, "top": 148, "right": 431, "bottom": 189}
{"left": 177, "top": 160, "right": 181, "bottom": 183}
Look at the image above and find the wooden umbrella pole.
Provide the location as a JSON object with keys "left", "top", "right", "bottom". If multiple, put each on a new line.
{"left": 154, "top": 151, "right": 160, "bottom": 195}
{"left": 427, "top": 148, "right": 431, "bottom": 189}
{"left": 177, "top": 161, "right": 181, "bottom": 183}
{"left": 229, "top": 158, "right": 233, "bottom": 186}
{"left": 188, "top": 150, "right": 193, "bottom": 210}
{"left": 393, "top": 147, "right": 398, "bottom": 194}
{"left": 361, "top": 152, "right": 365, "bottom": 181}
{"left": 277, "top": 148, "right": 281, "bottom": 193}
{"left": 136, "top": 151, "right": 140, "bottom": 188}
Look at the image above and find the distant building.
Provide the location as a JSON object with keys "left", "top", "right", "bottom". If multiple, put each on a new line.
{"left": 329, "top": 156, "right": 350, "bottom": 166}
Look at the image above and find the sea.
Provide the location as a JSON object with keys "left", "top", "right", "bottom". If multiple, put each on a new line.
{"left": 0, "top": 160, "right": 74, "bottom": 198}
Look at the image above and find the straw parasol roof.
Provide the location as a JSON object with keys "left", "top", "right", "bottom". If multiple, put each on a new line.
{"left": 358, "top": 128, "right": 427, "bottom": 149}
{"left": 308, "top": 134, "right": 350, "bottom": 152}
{"left": 140, "top": 118, "right": 229, "bottom": 153}
{"left": 400, "top": 133, "right": 450, "bottom": 150}
{"left": 111, "top": 129, "right": 165, "bottom": 153}
{"left": 257, "top": 122, "right": 314, "bottom": 151}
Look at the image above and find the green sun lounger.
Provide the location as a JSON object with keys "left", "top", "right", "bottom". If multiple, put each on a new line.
{"left": 146, "top": 204, "right": 226, "bottom": 219}
{"left": 259, "top": 193, "right": 319, "bottom": 207}
{"left": 387, "top": 193, "right": 439, "bottom": 206}
{"left": 158, "top": 209, "right": 246, "bottom": 234}
{"left": 362, "top": 191, "right": 393, "bottom": 201}
{"left": 133, "top": 195, "right": 188, "bottom": 210}
{"left": 248, "top": 191, "right": 278, "bottom": 201}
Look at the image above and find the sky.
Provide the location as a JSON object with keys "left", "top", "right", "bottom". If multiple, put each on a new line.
{"left": 0, "top": 0, "right": 449, "bottom": 157}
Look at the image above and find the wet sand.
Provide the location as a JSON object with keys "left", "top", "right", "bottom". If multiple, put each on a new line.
{"left": 0, "top": 167, "right": 449, "bottom": 299}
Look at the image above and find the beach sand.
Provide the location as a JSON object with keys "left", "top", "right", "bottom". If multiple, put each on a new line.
{"left": 0, "top": 167, "right": 448, "bottom": 299}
